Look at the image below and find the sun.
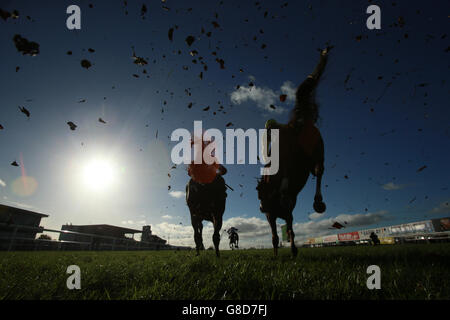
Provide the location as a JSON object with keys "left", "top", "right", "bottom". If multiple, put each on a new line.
{"left": 82, "top": 158, "right": 116, "bottom": 192}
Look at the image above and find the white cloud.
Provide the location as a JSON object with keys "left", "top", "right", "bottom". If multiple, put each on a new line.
{"left": 0, "top": 179, "right": 6, "bottom": 187}
{"left": 382, "top": 182, "right": 404, "bottom": 190}
{"left": 280, "top": 81, "right": 296, "bottom": 101}
{"left": 230, "top": 80, "right": 296, "bottom": 114}
{"left": 292, "top": 210, "right": 389, "bottom": 241}
{"left": 143, "top": 211, "right": 389, "bottom": 249}
{"left": 162, "top": 215, "right": 173, "bottom": 219}
{"left": 308, "top": 212, "right": 324, "bottom": 220}
{"left": 429, "top": 201, "right": 450, "bottom": 214}
{"left": 1, "top": 199, "right": 35, "bottom": 210}
{"left": 169, "top": 191, "right": 185, "bottom": 199}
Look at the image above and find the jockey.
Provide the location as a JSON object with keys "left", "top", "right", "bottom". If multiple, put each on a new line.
{"left": 227, "top": 227, "right": 238, "bottom": 236}
{"left": 186, "top": 138, "right": 228, "bottom": 207}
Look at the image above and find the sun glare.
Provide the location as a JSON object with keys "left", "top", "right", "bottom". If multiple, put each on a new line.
{"left": 82, "top": 159, "right": 116, "bottom": 192}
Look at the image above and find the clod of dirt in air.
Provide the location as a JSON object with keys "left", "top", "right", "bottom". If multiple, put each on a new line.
{"left": 67, "top": 122, "right": 77, "bottom": 131}
{"left": 185, "top": 35, "right": 195, "bottom": 46}
{"left": 132, "top": 50, "right": 148, "bottom": 66}
{"left": 18, "top": 106, "right": 30, "bottom": 118}
{"left": 133, "top": 74, "right": 140, "bottom": 78}
{"left": 212, "top": 21, "right": 220, "bottom": 28}
{"left": 188, "top": 102, "right": 193, "bottom": 109}
{"left": 331, "top": 222, "right": 344, "bottom": 229}
{"left": 11, "top": 161, "right": 19, "bottom": 167}
{"left": 199, "top": 72, "right": 203, "bottom": 80}
{"left": 269, "top": 105, "right": 276, "bottom": 109}
{"left": 0, "top": 9, "right": 19, "bottom": 21}
{"left": 88, "top": 48, "right": 95, "bottom": 53}
{"left": 99, "top": 118, "right": 107, "bottom": 124}
{"left": 203, "top": 106, "right": 210, "bottom": 111}
{"left": 141, "top": 4, "right": 147, "bottom": 19}
{"left": 0, "top": 124, "right": 4, "bottom": 130}
{"left": 67, "top": 51, "right": 72, "bottom": 55}
{"left": 226, "top": 122, "right": 233, "bottom": 127}
{"left": 81, "top": 59, "right": 92, "bottom": 69}
{"left": 416, "top": 165, "right": 427, "bottom": 172}
{"left": 215, "top": 58, "right": 225, "bottom": 69}
{"left": 15, "top": 66, "right": 20, "bottom": 72}
{"left": 78, "top": 99, "right": 86, "bottom": 103}
{"left": 279, "top": 94, "right": 287, "bottom": 102}
{"left": 13, "top": 35, "right": 40, "bottom": 56}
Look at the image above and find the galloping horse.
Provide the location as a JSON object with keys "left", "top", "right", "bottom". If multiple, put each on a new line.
{"left": 257, "top": 48, "right": 330, "bottom": 257}
{"left": 228, "top": 229, "right": 239, "bottom": 249}
{"left": 186, "top": 161, "right": 227, "bottom": 257}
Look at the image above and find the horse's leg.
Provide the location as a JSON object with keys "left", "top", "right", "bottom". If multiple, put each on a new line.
{"left": 313, "top": 163, "right": 326, "bottom": 213}
{"left": 213, "top": 215, "right": 223, "bottom": 258}
{"left": 199, "top": 222, "right": 205, "bottom": 250}
{"left": 286, "top": 214, "right": 298, "bottom": 257}
{"left": 266, "top": 214, "right": 279, "bottom": 256}
{"left": 191, "top": 215, "right": 203, "bottom": 255}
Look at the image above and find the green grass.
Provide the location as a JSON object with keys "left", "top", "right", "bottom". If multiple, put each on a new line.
{"left": 0, "top": 244, "right": 449, "bottom": 300}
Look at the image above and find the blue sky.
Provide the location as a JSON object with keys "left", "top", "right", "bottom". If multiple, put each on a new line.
{"left": 0, "top": 0, "right": 449, "bottom": 248}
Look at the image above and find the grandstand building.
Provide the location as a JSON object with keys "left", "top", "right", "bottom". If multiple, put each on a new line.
{"left": 303, "top": 216, "right": 450, "bottom": 247}
{"left": 0, "top": 203, "right": 187, "bottom": 251}
{"left": 0, "top": 204, "right": 48, "bottom": 250}
{"left": 59, "top": 224, "right": 168, "bottom": 250}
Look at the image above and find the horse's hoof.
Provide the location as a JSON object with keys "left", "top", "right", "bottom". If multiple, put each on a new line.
{"left": 314, "top": 201, "right": 326, "bottom": 213}
{"left": 292, "top": 247, "right": 298, "bottom": 257}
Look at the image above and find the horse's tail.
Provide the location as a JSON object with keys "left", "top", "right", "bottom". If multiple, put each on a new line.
{"left": 290, "top": 49, "right": 330, "bottom": 125}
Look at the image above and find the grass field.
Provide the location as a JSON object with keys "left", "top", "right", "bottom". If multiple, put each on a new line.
{"left": 0, "top": 243, "right": 449, "bottom": 300}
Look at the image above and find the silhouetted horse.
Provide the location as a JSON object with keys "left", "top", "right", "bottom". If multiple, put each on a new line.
{"left": 257, "top": 48, "right": 330, "bottom": 257}
{"left": 186, "top": 176, "right": 227, "bottom": 257}
{"left": 229, "top": 232, "right": 239, "bottom": 249}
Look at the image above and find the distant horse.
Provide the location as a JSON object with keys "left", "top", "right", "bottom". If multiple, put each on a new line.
{"left": 186, "top": 175, "right": 227, "bottom": 257}
{"left": 229, "top": 232, "right": 239, "bottom": 249}
{"left": 257, "top": 48, "right": 330, "bottom": 257}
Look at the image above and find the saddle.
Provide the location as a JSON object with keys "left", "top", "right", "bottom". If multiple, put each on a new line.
{"left": 186, "top": 176, "right": 227, "bottom": 211}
